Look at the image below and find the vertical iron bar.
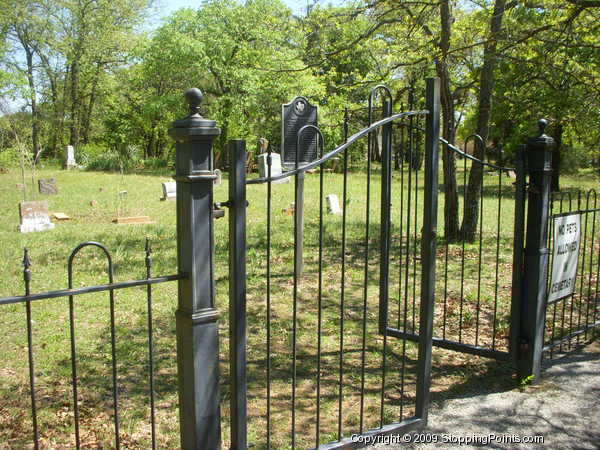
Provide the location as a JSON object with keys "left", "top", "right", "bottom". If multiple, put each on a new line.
{"left": 411, "top": 119, "right": 420, "bottom": 334}
{"left": 292, "top": 129, "right": 300, "bottom": 450}
{"left": 415, "top": 77, "right": 440, "bottom": 421}
{"left": 359, "top": 97, "right": 374, "bottom": 434}
{"left": 379, "top": 99, "right": 393, "bottom": 426}
{"left": 475, "top": 159, "right": 485, "bottom": 347}
{"left": 458, "top": 149, "right": 467, "bottom": 342}
{"left": 492, "top": 172, "right": 502, "bottom": 349}
{"left": 584, "top": 192, "right": 597, "bottom": 340}
{"left": 397, "top": 120, "right": 405, "bottom": 331}
{"left": 229, "top": 140, "right": 248, "bottom": 450}
{"left": 108, "top": 266, "right": 120, "bottom": 449}
{"left": 567, "top": 191, "right": 582, "bottom": 348}
{"left": 403, "top": 90, "right": 414, "bottom": 339}
{"left": 316, "top": 132, "right": 324, "bottom": 447}
{"left": 509, "top": 146, "right": 526, "bottom": 360}
{"left": 576, "top": 194, "right": 589, "bottom": 346}
{"left": 338, "top": 107, "right": 349, "bottom": 441}
{"left": 23, "top": 249, "right": 39, "bottom": 450}
{"left": 144, "top": 239, "right": 157, "bottom": 450}
{"left": 67, "top": 268, "right": 81, "bottom": 449}
{"left": 266, "top": 138, "right": 273, "bottom": 450}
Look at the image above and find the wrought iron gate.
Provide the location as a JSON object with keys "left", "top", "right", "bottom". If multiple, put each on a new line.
{"left": 225, "top": 78, "right": 440, "bottom": 449}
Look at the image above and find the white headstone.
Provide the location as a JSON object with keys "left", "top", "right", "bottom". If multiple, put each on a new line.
{"left": 161, "top": 181, "right": 177, "bottom": 201}
{"left": 214, "top": 169, "right": 222, "bottom": 186}
{"left": 19, "top": 201, "right": 55, "bottom": 233}
{"left": 257, "top": 153, "right": 289, "bottom": 184}
{"left": 64, "top": 145, "right": 76, "bottom": 169}
{"left": 326, "top": 194, "right": 342, "bottom": 215}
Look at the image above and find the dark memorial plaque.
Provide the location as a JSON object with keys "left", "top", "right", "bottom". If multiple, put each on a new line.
{"left": 281, "top": 96, "right": 318, "bottom": 170}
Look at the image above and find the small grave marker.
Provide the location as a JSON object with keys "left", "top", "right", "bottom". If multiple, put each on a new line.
{"left": 38, "top": 178, "right": 58, "bottom": 195}
{"left": 64, "top": 145, "right": 76, "bottom": 169}
{"left": 326, "top": 194, "right": 342, "bottom": 215}
{"left": 19, "top": 201, "right": 55, "bottom": 233}
{"left": 257, "top": 153, "right": 289, "bottom": 184}
{"left": 214, "top": 169, "right": 222, "bottom": 186}
{"left": 16, "top": 183, "right": 26, "bottom": 191}
{"left": 52, "top": 212, "right": 70, "bottom": 221}
{"left": 161, "top": 181, "right": 177, "bottom": 201}
{"left": 507, "top": 170, "right": 516, "bottom": 179}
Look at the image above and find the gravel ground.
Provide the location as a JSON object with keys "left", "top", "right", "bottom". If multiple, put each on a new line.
{"left": 374, "top": 342, "right": 600, "bottom": 449}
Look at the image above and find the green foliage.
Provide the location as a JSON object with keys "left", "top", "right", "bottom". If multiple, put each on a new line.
{"left": 0, "top": 146, "right": 20, "bottom": 169}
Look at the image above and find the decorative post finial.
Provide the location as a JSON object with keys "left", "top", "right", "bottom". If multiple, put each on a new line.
{"left": 184, "top": 88, "right": 203, "bottom": 117}
{"left": 538, "top": 119, "right": 548, "bottom": 137}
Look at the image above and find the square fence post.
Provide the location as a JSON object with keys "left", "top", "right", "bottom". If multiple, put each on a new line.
{"left": 518, "top": 119, "right": 554, "bottom": 382}
{"left": 415, "top": 77, "right": 440, "bottom": 421}
{"left": 169, "top": 88, "right": 222, "bottom": 449}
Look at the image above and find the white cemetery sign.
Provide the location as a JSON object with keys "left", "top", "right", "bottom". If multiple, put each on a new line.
{"left": 257, "top": 153, "right": 289, "bottom": 184}
{"left": 548, "top": 213, "right": 581, "bottom": 302}
{"left": 19, "top": 201, "right": 55, "bottom": 233}
{"left": 64, "top": 145, "right": 76, "bottom": 169}
{"left": 161, "top": 181, "right": 177, "bottom": 200}
{"left": 326, "top": 194, "right": 342, "bottom": 215}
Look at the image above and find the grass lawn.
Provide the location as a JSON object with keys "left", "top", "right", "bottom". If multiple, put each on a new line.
{"left": 0, "top": 163, "right": 598, "bottom": 448}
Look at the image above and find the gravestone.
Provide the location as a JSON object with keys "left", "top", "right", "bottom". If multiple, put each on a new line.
{"left": 38, "top": 178, "right": 58, "bottom": 195}
{"left": 64, "top": 145, "right": 76, "bottom": 169}
{"left": 161, "top": 181, "right": 177, "bottom": 201}
{"left": 281, "top": 96, "right": 318, "bottom": 170}
{"left": 214, "top": 169, "right": 222, "bottom": 186}
{"left": 257, "top": 153, "right": 289, "bottom": 184}
{"left": 19, "top": 201, "right": 55, "bottom": 233}
{"left": 326, "top": 194, "right": 342, "bottom": 215}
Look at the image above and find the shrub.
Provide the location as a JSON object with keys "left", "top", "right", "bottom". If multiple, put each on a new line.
{"left": 0, "top": 147, "right": 21, "bottom": 169}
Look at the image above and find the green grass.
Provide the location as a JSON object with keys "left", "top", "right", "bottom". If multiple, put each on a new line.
{"left": 0, "top": 164, "right": 598, "bottom": 448}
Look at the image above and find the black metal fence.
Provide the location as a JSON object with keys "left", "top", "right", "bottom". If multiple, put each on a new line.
{"left": 0, "top": 240, "right": 181, "bottom": 449}
{"left": 544, "top": 189, "right": 600, "bottom": 357}
{"left": 226, "top": 80, "right": 440, "bottom": 449}
{"left": 1, "top": 83, "right": 597, "bottom": 449}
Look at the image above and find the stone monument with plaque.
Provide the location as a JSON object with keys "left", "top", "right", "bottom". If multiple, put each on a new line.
{"left": 19, "top": 201, "right": 55, "bottom": 233}
{"left": 281, "top": 96, "right": 318, "bottom": 170}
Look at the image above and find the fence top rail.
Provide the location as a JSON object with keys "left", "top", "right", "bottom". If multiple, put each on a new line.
{"left": 439, "top": 136, "right": 516, "bottom": 172}
{"left": 246, "top": 109, "right": 428, "bottom": 185}
{"left": 0, "top": 274, "right": 182, "bottom": 307}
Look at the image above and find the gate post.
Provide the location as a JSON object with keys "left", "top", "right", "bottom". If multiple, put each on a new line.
{"left": 416, "top": 77, "right": 440, "bottom": 421}
{"left": 518, "top": 119, "right": 554, "bottom": 382}
{"left": 169, "top": 88, "right": 221, "bottom": 449}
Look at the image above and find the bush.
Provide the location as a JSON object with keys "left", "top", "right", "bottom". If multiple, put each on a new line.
{"left": 0, "top": 147, "right": 21, "bottom": 169}
{"left": 84, "top": 145, "right": 142, "bottom": 172}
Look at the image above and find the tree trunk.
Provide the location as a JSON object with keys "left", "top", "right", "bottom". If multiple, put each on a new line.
{"left": 462, "top": 0, "right": 507, "bottom": 241}
{"left": 437, "top": 0, "right": 460, "bottom": 241}
{"left": 19, "top": 32, "right": 41, "bottom": 160}
{"left": 551, "top": 122, "right": 563, "bottom": 192}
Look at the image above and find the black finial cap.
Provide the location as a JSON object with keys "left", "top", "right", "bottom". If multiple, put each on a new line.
{"left": 185, "top": 88, "right": 203, "bottom": 116}
{"left": 538, "top": 119, "right": 548, "bottom": 137}
{"left": 170, "top": 88, "right": 217, "bottom": 130}
{"left": 527, "top": 118, "right": 554, "bottom": 150}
